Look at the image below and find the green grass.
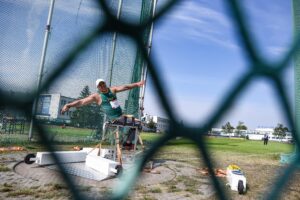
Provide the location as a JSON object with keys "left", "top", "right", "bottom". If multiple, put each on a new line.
{"left": 167, "top": 184, "right": 181, "bottom": 193}
{"left": 50, "top": 183, "right": 68, "bottom": 190}
{"left": 0, "top": 134, "right": 31, "bottom": 146}
{"left": 141, "top": 132, "right": 162, "bottom": 141}
{"left": 42, "top": 125, "right": 93, "bottom": 137}
{"left": 205, "top": 137, "right": 293, "bottom": 154}
{"left": 6, "top": 189, "right": 35, "bottom": 197}
{"left": 2, "top": 184, "right": 71, "bottom": 199}
{"left": 141, "top": 133, "right": 293, "bottom": 155}
{"left": 0, "top": 131, "right": 293, "bottom": 156}
{"left": 0, "top": 124, "right": 96, "bottom": 146}
{"left": 176, "top": 175, "right": 200, "bottom": 194}
{"left": 148, "top": 187, "right": 162, "bottom": 193}
{"left": 0, "top": 165, "right": 11, "bottom": 172}
{"left": 0, "top": 183, "right": 14, "bottom": 193}
{"left": 2, "top": 123, "right": 92, "bottom": 137}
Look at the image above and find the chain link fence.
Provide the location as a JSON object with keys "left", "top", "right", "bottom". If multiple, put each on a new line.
{"left": 0, "top": 0, "right": 152, "bottom": 143}
{"left": 0, "top": 0, "right": 299, "bottom": 199}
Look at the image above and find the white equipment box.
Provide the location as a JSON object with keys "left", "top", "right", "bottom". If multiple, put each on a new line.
{"left": 35, "top": 151, "right": 87, "bottom": 165}
{"left": 82, "top": 148, "right": 115, "bottom": 159}
{"left": 85, "top": 154, "right": 120, "bottom": 176}
{"left": 24, "top": 147, "right": 123, "bottom": 181}
{"left": 226, "top": 165, "right": 247, "bottom": 194}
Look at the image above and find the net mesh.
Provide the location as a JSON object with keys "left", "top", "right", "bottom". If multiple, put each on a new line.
{"left": 0, "top": 0, "right": 151, "bottom": 141}
{"left": 0, "top": 0, "right": 299, "bottom": 199}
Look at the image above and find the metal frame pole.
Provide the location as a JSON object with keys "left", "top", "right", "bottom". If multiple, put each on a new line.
{"left": 29, "top": 0, "right": 55, "bottom": 140}
{"left": 108, "top": 0, "right": 123, "bottom": 87}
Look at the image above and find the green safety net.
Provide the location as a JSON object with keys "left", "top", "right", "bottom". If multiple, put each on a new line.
{"left": 0, "top": 0, "right": 152, "bottom": 140}
{"left": 124, "top": 0, "right": 154, "bottom": 118}
{"left": 0, "top": 0, "right": 300, "bottom": 200}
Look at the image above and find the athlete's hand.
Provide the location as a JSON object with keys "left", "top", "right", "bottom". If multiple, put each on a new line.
{"left": 61, "top": 104, "right": 70, "bottom": 114}
{"left": 137, "top": 80, "right": 145, "bottom": 87}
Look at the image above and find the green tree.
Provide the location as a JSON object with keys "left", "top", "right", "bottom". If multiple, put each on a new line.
{"left": 222, "top": 122, "right": 234, "bottom": 134}
{"left": 80, "top": 85, "right": 91, "bottom": 98}
{"left": 236, "top": 121, "right": 247, "bottom": 136}
{"left": 147, "top": 118, "right": 156, "bottom": 130}
{"left": 71, "top": 86, "right": 104, "bottom": 129}
{"left": 273, "top": 123, "right": 289, "bottom": 139}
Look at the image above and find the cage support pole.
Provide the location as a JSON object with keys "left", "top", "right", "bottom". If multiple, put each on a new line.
{"left": 29, "top": 0, "right": 55, "bottom": 140}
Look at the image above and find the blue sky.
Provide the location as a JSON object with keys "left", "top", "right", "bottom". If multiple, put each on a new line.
{"left": 144, "top": 0, "right": 294, "bottom": 129}
{"left": 0, "top": 0, "right": 294, "bottom": 130}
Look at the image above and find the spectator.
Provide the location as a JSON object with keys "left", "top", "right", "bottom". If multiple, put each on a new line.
{"left": 263, "top": 134, "right": 269, "bottom": 145}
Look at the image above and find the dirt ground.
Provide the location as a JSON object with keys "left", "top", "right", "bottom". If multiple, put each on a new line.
{"left": 0, "top": 151, "right": 299, "bottom": 200}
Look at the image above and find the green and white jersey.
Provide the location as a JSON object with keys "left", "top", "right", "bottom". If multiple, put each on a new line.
{"left": 98, "top": 88, "right": 123, "bottom": 120}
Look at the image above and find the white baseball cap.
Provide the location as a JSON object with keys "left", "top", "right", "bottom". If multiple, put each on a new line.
{"left": 95, "top": 79, "right": 106, "bottom": 87}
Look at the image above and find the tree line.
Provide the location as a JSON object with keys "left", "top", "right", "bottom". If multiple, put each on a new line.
{"left": 221, "top": 121, "right": 290, "bottom": 138}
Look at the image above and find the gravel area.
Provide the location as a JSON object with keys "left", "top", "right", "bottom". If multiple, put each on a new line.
{"left": 3, "top": 151, "right": 296, "bottom": 200}
{"left": 0, "top": 152, "right": 216, "bottom": 199}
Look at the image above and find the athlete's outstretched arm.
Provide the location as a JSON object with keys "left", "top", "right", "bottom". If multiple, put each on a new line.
{"left": 61, "top": 93, "right": 101, "bottom": 114}
{"left": 111, "top": 80, "right": 145, "bottom": 93}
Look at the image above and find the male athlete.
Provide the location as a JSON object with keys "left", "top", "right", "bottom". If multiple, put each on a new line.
{"left": 61, "top": 78, "right": 144, "bottom": 119}
{"left": 61, "top": 79, "right": 145, "bottom": 164}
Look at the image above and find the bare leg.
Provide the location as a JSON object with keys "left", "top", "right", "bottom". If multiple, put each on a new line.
{"left": 138, "top": 134, "right": 144, "bottom": 150}
{"left": 115, "top": 127, "right": 123, "bottom": 165}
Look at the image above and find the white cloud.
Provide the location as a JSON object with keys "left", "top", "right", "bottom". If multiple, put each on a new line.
{"left": 20, "top": 1, "right": 47, "bottom": 64}
{"left": 267, "top": 46, "right": 288, "bottom": 56}
{"left": 54, "top": 0, "right": 101, "bottom": 17}
{"left": 157, "top": 0, "right": 237, "bottom": 49}
{"left": 172, "top": 1, "right": 230, "bottom": 28}
{"left": 21, "top": 0, "right": 103, "bottom": 47}
{"left": 184, "top": 29, "right": 239, "bottom": 49}
{"left": 240, "top": 0, "right": 292, "bottom": 59}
